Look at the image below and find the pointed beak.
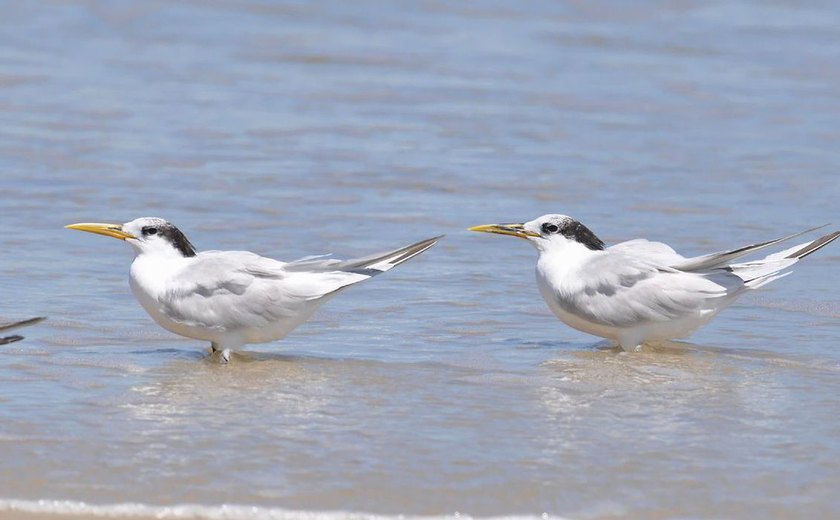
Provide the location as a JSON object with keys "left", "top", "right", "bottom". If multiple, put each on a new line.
{"left": 468, "top": 223, "right": 540, "bottom": 239}
{"left": 65, "top": 222, "right": 136, "bottom": 240}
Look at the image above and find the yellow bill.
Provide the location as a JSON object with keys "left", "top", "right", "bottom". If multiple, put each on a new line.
{"left": 468, "top": 223, "right": 540, "bottom": 239}
{"left": 65, "top": 222, "right": 136, "bottom": 240}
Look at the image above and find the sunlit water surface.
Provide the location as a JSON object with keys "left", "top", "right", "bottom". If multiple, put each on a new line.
{"left": 1, "top": 1, "right": 840, "bottom": 519}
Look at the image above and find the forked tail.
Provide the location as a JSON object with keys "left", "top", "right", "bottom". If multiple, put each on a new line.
{"left": 731, "top": 230, "right": 840, "bottom": 288}
{"left": 781, "top": 230, "right": 840, "bottom": 260}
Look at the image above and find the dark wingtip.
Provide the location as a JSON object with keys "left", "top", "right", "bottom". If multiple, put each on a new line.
{"left": 0, "top": 316, "right": 46, "bottom": 333}
{"left": 423, "top": 234, "right": 445, "bottom": 247}
{"left": 389, "top": 235, "right": 442, "bottom": 265}
{"left": 786, "top": 230, "right": 840, "bottom": 260}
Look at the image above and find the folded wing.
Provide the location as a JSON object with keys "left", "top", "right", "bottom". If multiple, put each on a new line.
{"left": 562, "top": 254, "right": 731, "bottom": 328}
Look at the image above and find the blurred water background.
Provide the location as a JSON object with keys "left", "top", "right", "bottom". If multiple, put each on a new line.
{"left": 1, "top": 1, "right": 839, "bottom": 519}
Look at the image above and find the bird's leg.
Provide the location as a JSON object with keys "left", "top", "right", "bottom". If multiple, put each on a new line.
{"left": 617, "top": 334, "right": 645, "bottom": 353}
{"left": 208, "top": 342, "right": 232, "bottom": 364}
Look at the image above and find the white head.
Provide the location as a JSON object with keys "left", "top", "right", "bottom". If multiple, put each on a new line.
{"left": 469, "top": 214, "right": 606, "bottom": 254}
{"left": 66, "top": 217, "right": 197, "bottom": 258}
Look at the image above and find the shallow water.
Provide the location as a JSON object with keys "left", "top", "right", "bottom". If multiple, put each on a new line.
{"left": 1, "top": 1, "right": 840, "bottom": 519}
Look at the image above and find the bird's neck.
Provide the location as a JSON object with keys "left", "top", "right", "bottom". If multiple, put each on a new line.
{"left": 537, "top": 239, "right": 599, "bottom": 260}
{"left": 536, "top": 241, "right": 601, "bottom": 282}
{"left": 130, "top": 253, "right": 193, "bottom": 297}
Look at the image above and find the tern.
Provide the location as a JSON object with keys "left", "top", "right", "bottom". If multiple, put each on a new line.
{"left": 0, "top": 317, "right": 45, "bottom": 345}
{"left": 67, "top": 218, "right": 440, "bottom": 362}
{"left": 470, "top": 215, "right": 839, "bottom": 350}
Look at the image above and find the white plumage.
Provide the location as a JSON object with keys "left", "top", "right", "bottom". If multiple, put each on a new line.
{"left": 471, "top": 215, "right": 839, "bottom": 350}
{"left": 68, "top": 217, "right": 440, "bottom": 362}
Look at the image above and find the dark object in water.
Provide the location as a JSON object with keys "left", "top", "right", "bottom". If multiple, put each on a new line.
{"left": 0, "top": 317, "right": 45, "bottom": 344}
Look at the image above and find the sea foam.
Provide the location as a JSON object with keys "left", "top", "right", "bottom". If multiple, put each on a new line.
{"left": 0, "top": 499, "right": 564, "bottom": 520}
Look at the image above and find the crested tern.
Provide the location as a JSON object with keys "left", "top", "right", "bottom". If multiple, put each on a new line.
{"left": 0, "top": 317, "right": 46, "bottom": 345}
{"left": 470, "top": 215, "right": 839, "bottom": 350}
{"left": 67, "top": 218, "right": 440, "bottom": 362}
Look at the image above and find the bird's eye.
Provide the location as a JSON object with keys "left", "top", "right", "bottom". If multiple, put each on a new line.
{"left": 142, "top": 226, "right": 158, "bottom": 236}
{"left": 542, "top": 223, "right": 559, "bottom": 234}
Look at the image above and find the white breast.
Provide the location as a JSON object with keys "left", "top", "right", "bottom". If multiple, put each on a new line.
{"left": 128, "top": 255, "right": 220, "bottom": 342}
{"left": 536, "top": 270, "right": 621, "bottom": 340}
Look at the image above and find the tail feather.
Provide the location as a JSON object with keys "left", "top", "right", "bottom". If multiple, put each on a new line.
{"left": 727, "top": 230, "right": 839, "bottom": 287}
{"left": 783, "top": 230, "right": 840, "bottom": 260}
{"left": 744, "top": 271, "right": 792, "bottom": 289}
{"left": 673, "top": 224, "right": 828, "bottom": 272}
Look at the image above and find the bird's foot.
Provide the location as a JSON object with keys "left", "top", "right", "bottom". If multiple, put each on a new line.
{"left": 615, "top": 341, "right": 644, "bottom": 353}
{"left": 209, "top": 343, "right": 231, "bottom": 364}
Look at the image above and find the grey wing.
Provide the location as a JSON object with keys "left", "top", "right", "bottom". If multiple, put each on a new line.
{"left": 562, "top": 254, "right": 732, "bottom": 327}
{"left": 609, "top": 239, "right": 686, "bottom": 266}
{"left": 159, "top": 252, "right": 311, "bottom": 330}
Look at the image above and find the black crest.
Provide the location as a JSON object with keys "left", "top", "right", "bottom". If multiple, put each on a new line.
{"left": 161, "top": 224, "right": 197, "bottom": 257}
{"left": 560, "top": 219, "right": 605, "bottom": 251}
